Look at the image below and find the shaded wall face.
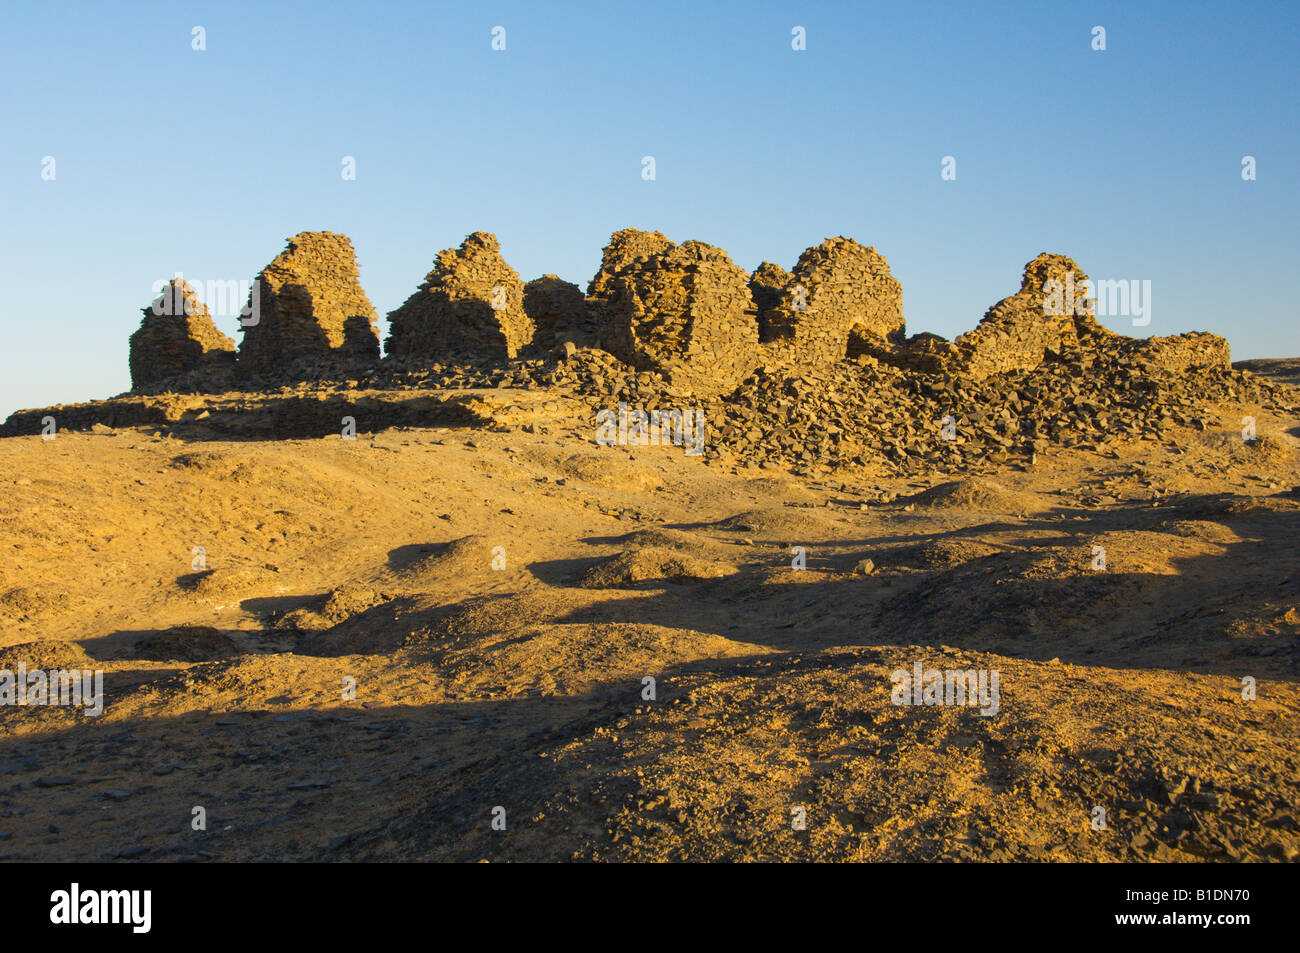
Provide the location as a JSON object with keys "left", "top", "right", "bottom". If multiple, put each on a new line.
{"left": 386, "top": 233, "right": 533, "bottom": 362}
{"left": 236, "top": 232, "right": 382, "bottom": 381}
{"left": 239, "top": 281, "right": 380, "bottom": 380}
{"left": 524, "top": 277, "right": 591, "bottom": 350}
{"left": 387, "top": 280, "right": 531, "bottom": 361}
{"left": 128, "top": 283, "right": 236, "bottom": 391}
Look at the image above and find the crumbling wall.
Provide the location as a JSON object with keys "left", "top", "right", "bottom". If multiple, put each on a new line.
{"left": 762, "top": 237, "right": 905, "bottom": 366}
{"left": 386, "top": 231, "right": 532, "bottom": 361}
{"left": 587, "top": 228, "right": 676, "bottom": 354}
{"left": 953, "top": 253, "right": 1103, "bottom": 379}
{"left": 940, "top": 254, "right": 1230, "bottom": 381}
{"left": 598, "top": 240, "right": 761, "bottom": 397}
{"left": 748, "top": 261, "right": 790, "bottom": 341}
{"left": 128, "top": 279, "right": 236, "bottom": 391}
{"left": 524, "top": 275, "right": 591, "bottom": 351}
{"left": 1112, "top": 331, "right": 1231, "bottom": 374}
{"left": 237, "top": 231, "right": 380, "bottom": 380}
{"left": 586, "top": 228, "right": 675, "bottom": 300}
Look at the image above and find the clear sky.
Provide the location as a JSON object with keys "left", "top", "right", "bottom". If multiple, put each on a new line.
{"left": 2, "top": 1, "right": 1296, "bottom": 417}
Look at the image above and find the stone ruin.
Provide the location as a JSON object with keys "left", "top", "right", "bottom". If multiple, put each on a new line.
{"left": 880, "top": 253, "right": 1229, "bottom": 379}
{"left": 386, "top": 231, "right": 533, "bottom": 362}
{"left": 945, "top": 253, "right": 1108, "bottom": 379}
{"left": 1107, "top": 330, "right": 1230, "bottom": 374}
{"left": 524, "top": 275, "right": 591, "bottom": 351}
{"left": 118, "top": 226, "right": 1233, "bottom": 410}
{"left": 588, "top": 234, "right": 761, "bottom": 397}
{"left": 586, "top": 227, "right": 675, "bottom": 303}
{"left": 237, "top": 231, "right": 381, "bottom": 380}
{"left": 759, "top": 237, "right": 906, "bottom": 366}
{"left": 128, "top": 279, "right": 236, "bottom": 391}
{"left": 748, "top": 262, "right": 790, "bottom": 340}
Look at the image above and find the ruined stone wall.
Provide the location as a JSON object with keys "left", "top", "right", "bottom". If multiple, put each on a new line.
{"left": 586, "top": 228, "right": 675, "bottom": 300}
{"left": 1111, "top": 331, "right": 1231, "bottom": 374}
{"left": 587, "top": 228, "right": 676, "bottom": 355}
{"left": 596, "top": 239, "right": 761, "bottom": 397}
{"left": 524, "top": 275, "right": 591, "bottom": 350}
{"left": 237, "top": 231, "right": 380, "bottom": 380}
{"left": 748, "top": 261, "right": 790, "bottom": 341}
{"left": 121, "top": 228, "right": 1237, "bottom": 402}
{"left": 129, "top": 279, "right": 236, "bottom": 391}
{"left": 386, "top": 231, "right": 532, "bottom": 361}
{"left": 953, "top": 253, "right": 1102, "bottom": 379}
{"left": 761, "top": 237, "right": 905, "bottom": 367}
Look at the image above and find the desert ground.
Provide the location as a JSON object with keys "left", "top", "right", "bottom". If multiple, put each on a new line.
{"left": 1, "top": 358, "right": 1297, "bottom": 863}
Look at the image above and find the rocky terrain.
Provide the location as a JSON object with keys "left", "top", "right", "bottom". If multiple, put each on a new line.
{"left": 1, "top": 227, "right": 1296, "bottom": 862}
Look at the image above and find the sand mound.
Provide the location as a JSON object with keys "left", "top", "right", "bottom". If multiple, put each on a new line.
{"left": 132, "top": 625, "right": 244, "bottom": 662}
{"left": 0, "top": 586, "right": 69, "bottom": 621}
{"left": 560, "top": 453, "right": 662, "bottom": 491}
{"left": 273, "top": 584, "right": 390, "bottom": 634}
{"left": 435, "top": 622, "right": 767, "bottom": 698}
{"left": 612, "top": 527, "right": 726, "bottom": 554}
{"left": 522, "top": 446, "right": 664, "bottom": 489}
{"left": 1160, "top": 519, "right": 1240, "bottom": 544}
{"left": 1240, "top": 434, "right": 1295, "bottom": 465}
{"left": 580, "top": 547, "right": 736, "bottom": 588}
{"left": 389, "top": 535, "right": 515, "bottom": 587}
{"left": 712, "top": 508, "right": 837, "bottom": 539}
{"left": 1176, "top": 493, "right": 1294, "bottom": 520}
{"left": 739, "top": 476, "right": 823, "bottom": 503}
{"left": 168, "top": 449, "right": 243, "bottom": 474}
{"left": 184, "top": 566, "right": 279, "bottom": 599}
{"left": 881, "top": 538, "right": 1007, "bottom": 570}
{"left": 321, "top": 584, "right": 386, "bottom": 621}
{"left": 418, "top": 590, "right": 599, "bottom": 642}
{"left": 0, "top": 639, "right": 92, "bottom": 671}
{"left": 1019, "top": 531, "right": 1208, "bottom": 579}
{"left": 903, "top": 479, "right": 1024, "bottom": 511}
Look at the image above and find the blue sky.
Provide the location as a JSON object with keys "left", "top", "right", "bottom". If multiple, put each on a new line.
{"left": 2, "top": 1, "right": 1296, "bottom": 417}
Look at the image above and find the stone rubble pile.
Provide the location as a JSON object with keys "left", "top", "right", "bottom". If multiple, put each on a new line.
{"left": 504, "top": 338, "right": 1288, "bottom": 477}
{"left": 128, "top": 279, "right": 237, "bottom": 391}
{"left": 386, "top": 232, "right": 533, "bottom": 363}
{"left": 237, "top": 231, "right": 381, "bottom": 382}
{"left": 704, "top": 345, "right": 1286, "bottom": 475}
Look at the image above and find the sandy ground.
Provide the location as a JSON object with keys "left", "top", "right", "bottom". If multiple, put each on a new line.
{"left": 0, "top": 369, "right": 1297, "bottom": 862}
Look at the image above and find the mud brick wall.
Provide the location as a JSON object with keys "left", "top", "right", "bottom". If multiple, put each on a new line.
{"left": 237, "top": 231, "right": 380, "bottom": 380}
{"left": 386, "top": 231, "right": 532, "bottom": 361}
